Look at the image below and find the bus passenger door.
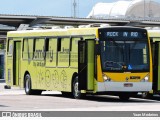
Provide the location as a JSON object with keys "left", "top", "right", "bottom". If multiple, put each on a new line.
{"left": 152, "top": 41, "right": 160, "bottom": 92}
{"left": 78, "top": 40, "right": 94, "bottom": 91}
{"left": 13, "top": 41, "right": 21, "bottom": 86}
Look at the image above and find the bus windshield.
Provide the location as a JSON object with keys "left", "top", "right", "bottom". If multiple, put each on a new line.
{"left": 100, "top": 40, "right": 149, "bottom": 72}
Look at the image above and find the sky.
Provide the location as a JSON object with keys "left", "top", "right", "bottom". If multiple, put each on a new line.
{"left": 0, "top": 0, "right": 159, "bottom": 18}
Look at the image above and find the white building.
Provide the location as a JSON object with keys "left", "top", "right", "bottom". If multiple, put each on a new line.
{"left": 87, "top": 0, "right": 160, "bottom": 19}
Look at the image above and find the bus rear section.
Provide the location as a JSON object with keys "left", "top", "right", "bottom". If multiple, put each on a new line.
{"left": 147, "top": 30, "right": 160, "bottom": 97}
{"left": 78, "top": 27, "right": 152, "bottom": 100}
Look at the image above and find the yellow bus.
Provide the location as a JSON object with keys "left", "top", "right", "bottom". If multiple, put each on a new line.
{"left": 5, "top": 26, "right": 152, "bottom": 100}
{"left": 147, "top": 29, "right": 160, "bottom": 97}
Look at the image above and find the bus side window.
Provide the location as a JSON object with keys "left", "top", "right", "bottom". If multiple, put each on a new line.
{"left": 23, "top": 39, "right": 28, "bottom": 59}
{"left": 70, "top": 37, "right": 79, "bottom": 52}
{"left": 46, "top": 38, "right": 57, "bottom": 67}
{"left": 70, "top": 37, "right": 80, "bottom": 67}
{"left": 62, "top": 38, "right": 70, "bottom": 52}
{"left": 34, "top": 38, "right": 45, "bottom": 60}
{"left": 28, "top": 38, "right": 34, "bottom": 59}
{"left": 57, "top": 38, "right": 70, "bottom": 67}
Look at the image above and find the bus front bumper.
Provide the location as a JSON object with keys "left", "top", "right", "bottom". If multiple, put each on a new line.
{"left": 97, "top": 82, "right": 152, "bottom": 92}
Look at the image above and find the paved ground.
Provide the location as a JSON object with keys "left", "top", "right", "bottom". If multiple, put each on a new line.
{"left": 1, "top": 83, "right": 160, "bottom": 111}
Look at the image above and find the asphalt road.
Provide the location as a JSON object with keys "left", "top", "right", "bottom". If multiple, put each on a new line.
{"left": 0, "top": 83, "right": 160, "bottom": 111}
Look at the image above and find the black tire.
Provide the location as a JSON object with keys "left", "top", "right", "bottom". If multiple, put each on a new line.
{"left": 72, "top": 76, "right": 85, "bottom": 99}
{"left": 24, "top": 74, "right": 42, "bottom": 95}
{"left": 4, "top": 85, "right": 11, "bottom": 89}
{"left": 119, "top": 95, "right": 130, "bottom": 101}
{"left": 142, "top": 92, "right": 153, "bottom": 99}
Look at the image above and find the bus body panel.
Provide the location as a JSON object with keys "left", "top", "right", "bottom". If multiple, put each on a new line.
{"left": 97, "top": 82, "right": 152, "bottom": 92}
{"left": 6, "top": 28, "right": 97, "bottom": 93}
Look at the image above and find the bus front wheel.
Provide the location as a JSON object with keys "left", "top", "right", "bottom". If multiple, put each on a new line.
{"left": 119, "top": 95, "right": 130, "bottom": 101}
{"left": 72, "top": 76, "right": 85, "bottom": 99}
{"left": 142, "top": 92, "right": 153, "bottom": 99}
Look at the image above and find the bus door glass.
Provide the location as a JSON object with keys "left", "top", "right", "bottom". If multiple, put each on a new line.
{"left": 78, "top": 38, "right": 95, "bottom": 90}
{"left": 78, "top": 40, "right": 87, "bottom": 90}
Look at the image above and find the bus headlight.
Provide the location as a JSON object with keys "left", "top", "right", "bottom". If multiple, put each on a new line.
{"left": 144, "top": 76, "right": 149, "bottom": 81}
{"left": 141, "top": 75, "right": 149, "bottom": 82}
{"left": 103, "top": 74, "right": 111, "bottom": 82}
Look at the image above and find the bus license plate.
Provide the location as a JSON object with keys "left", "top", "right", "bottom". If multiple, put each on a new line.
{"left": 124, "top": 83, "right": 133, "bottom": 87}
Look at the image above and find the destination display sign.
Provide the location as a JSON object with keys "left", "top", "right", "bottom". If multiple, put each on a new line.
{"left": 105, "top": 31, "right": 145, "bottom": 38}
{"left": 98, "top": 28, "right": 147, "bottom": 40}
{"left": 106, "top": 32, "right": 138, "bottom": 37}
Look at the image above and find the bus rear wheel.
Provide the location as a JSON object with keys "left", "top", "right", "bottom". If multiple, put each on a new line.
{"left": 25, "top": 74, "right": 42, "bottom": 95}
{"left": 72, "top": 76, "right": 85, "bottom": 99}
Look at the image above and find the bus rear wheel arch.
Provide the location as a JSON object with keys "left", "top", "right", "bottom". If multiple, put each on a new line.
{"left": 24, "top": 74, "right": 42, "bottom": 95}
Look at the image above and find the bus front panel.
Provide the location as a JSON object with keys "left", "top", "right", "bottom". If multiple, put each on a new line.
{"left": 96, "top": 27, "right": 152, "bottom": 92}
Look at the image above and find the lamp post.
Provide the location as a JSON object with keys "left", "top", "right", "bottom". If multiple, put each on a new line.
{"left": 73, "top": 0, "right": 77, "bottom": 18}
{"left": 144, "top": 0, "right": 145, "bottom": 18}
